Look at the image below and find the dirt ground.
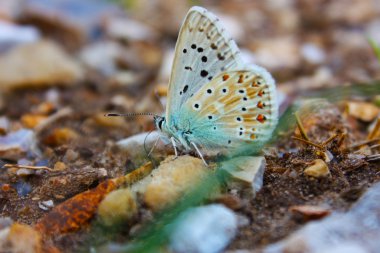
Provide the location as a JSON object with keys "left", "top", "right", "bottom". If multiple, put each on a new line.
{"left": 0, "top": 0, "right": 380, "bottom": 252}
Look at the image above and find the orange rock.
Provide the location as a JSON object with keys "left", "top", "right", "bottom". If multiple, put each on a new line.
{"left": 43, "top": 127, "right": 79, "bottom": 146}
{"left": 7, "top": 223, "right": 42, "bottom": 253}
{"left": 21, "top": 114, "right": 48, "bottom": 128}
{"left": 34, "top": 180, "right": 117, "bottom": 236}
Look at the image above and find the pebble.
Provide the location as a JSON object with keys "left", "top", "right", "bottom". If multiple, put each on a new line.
{"left": 303, "top": 159, "right": 330, "bottom": 178}
{"left": 301, "top": 43, "right": 326, "bottom": 64}
{"left": 16, "top": 168, "right": 35, "bottom": 177}
{"left": 38, "top": 200, "right": 54, "bottom": 211}
{"left": 0, "top": 217, "right": 13, "bottom": 230}
{"left": 219, "top": 156, "right": 266, "bottom": 194}
{"left": 20, "top": 114, "right": 48, "bottom": 129}
{"left": 289, "top": 205, "right": 331, "bottom": 221}
{"left": 0, "top": 223, "right": 42, "bottom": 253}
{"left": 0, "top": 21, "right": 40, "bottom": 49}
{"left": 105, "top": 17, "right": 157, "bottom": 42}
{"left": 0, "top": 129, "right": 40, "bottom": 160}
{"left": 130, "top": 155, "right": 209, "bottom": 211}
{"left": 43, "top": 127, "right": 79, "bottom": 146}
{"left": 0, "top": 116, "right": 10, "bottom": 135}
{"left": 170, "top": 204, "right": 238, "bottom": 253}
{"left": 0, "top": 40, "right": 83, "bottom": 89}
{"left": 14, "top": 180, "right": 32, "bottom": 197}
{"left": 79, "top": 41, "right": 123, "bottom": 76}
{"left": 98, "top": 188, "right": 137, "bottom": 226}
{"left": 263, "top": 182, "right": 380, "bottom": 253}
{"left": 347, "top": 101, "right": 380, "bottom": 122}
{"left": 117, "top": 131, "right": 170, "bottom": 159}
{"left": 53, "top": 161, "right": 66, "bottom": 171}
{"left": 63, "top": 149, "right": 79, "bottom": 163}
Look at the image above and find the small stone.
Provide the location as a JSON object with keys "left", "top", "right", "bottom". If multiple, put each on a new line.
{"left": 35, "top": 101, "right": 55, "bottom": 115}
{"left": 43, "top": 127, "right": 79, "bottom": 146}
{"left": 63, "top": 149, "right": 79, "bottom": 162}
{"left": 117, "top": 131, "right": 170, "bottom": 159}
{"left": 1, "top": 184, "right": 12, "bottom": 192}
{"left": 347, "top": 101, "right": 380, "bottom": 122}
{"left": 0, "top": 217, "right": 13, "bottom": 230}
{"left": 304, "top": 159, "right": 330, "bottom": 178}
{"left": 97, "top": 168, "right": 108, "bottom": 178}
{"left": 252, "top": 36, "right": 300, "bottom": 70}
{"left": 20, "top": 114, "right": 48, "bottom": 129}
{"left": 0, "top": 116, "right": 10, "bottom": 135}
{"left": 0, "top": 40, "right": 83, "bottom": 90}
{"left": 98, "top": 188, "right": 137, "bottom": 226}
{"left": 0, "top": 129, "right": 40, "bottom": 160}
{"left": 219, "top": 156, "right": 266, "bottom": 194}
{"left": 0, "top": 223, "right": 42, "bottom": 253}
{"left": 289, "top": 205, "right": 331, "bottom": 221}
{"left": 301, "top": 43, "right": 326, "bottom": 64}
{"left": 105, "top": 17, "right": 157, "bottom": 42}
{"left": 169, "top": 204, "right": 238, "bottom": 253}
{"left": 53, "top": 161, "right": 66, "bottom": 171}
{"left": 16, "top": 168, "right": 35, "bottom": 177}
{"left": 131, "top": 155, "right": 208, "bottom": 211}
{"left": 38, "top": 200, "right": 54, "bottom": 211}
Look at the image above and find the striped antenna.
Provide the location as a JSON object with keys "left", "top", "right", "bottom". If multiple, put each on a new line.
{"left": 104, "top": 112, "right": 158, "bottom": 117}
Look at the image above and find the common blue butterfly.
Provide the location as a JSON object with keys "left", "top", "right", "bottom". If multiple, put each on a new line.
{"left": 154, "top": 6, "right": 278, "bottom": 164}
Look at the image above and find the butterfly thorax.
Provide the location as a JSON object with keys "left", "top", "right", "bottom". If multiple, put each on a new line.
{"left": 154, "top": 115, "right": 193, "bottom": 150}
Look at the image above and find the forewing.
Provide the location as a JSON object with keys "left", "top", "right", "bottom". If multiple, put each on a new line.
{"left": 166, "top": 6, "right": 244, "bottom": 123}
{"left": 183, "top": 67, "right": 278, "bottom": 155}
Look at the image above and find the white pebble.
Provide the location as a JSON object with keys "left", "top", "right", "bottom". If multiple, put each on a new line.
{"left": 301, "top": 43, "right": 326, "bottom": 64}
{"left": 170, "top": 204, "right": 237, "bottom": 253}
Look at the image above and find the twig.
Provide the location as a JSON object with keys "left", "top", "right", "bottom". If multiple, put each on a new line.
{"left": 34, "top": 107, "right": 73, "bottom": 135}
{"left": 3, "top": 164, "right": 53, "bottom": 172}
{"left": 346, "top": 138, "right": 380, "bottom": 151}
{"left": 295, "top": 112, "right": 310, "bottom": 141}
{"left": 367, "top": 118, "right": 380, "bottom": 141}
{"left": 292, "top": 136, "right": 324, "bottom": 149}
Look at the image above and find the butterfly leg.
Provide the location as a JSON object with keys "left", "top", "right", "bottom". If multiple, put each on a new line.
{"left": 147, "top": 135, "right": 161, "bottom": 157}
{"left": 171, "top": 137, "right": 179, "bottom": 157}
{"left": 191, "top": 142, "right": 208, "bottom": 166}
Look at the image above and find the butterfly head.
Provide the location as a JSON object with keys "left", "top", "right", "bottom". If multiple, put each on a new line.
{"left": 154, "top": 115, "right": 166, "bottom": 132}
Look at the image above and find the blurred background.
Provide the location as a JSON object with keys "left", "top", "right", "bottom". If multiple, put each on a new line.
{"left": 1, "top": 0, "right": 379, "bottom": 102}
{"left": 0, "top": 1, "right": 380, "bottom": 252}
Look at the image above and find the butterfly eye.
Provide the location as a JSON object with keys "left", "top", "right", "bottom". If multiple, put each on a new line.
{"left": 158, "top": 118, "right": 164, "bottom": 130}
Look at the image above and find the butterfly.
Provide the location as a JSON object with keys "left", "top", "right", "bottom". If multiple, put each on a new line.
{"left": 154, "top": 6, "right": 278, "bottom": 164}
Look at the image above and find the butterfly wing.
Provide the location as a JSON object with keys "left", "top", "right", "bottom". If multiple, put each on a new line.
{"left": 181, "top": 67, "right": 278, "bottom": 156}
{"left": 166, "top": 6, "right": 244, "bottom": 124}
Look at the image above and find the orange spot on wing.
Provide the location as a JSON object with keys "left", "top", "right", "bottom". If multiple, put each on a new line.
{"left": 256, "top": 114, "right": 266, "bottom": 123}
{"left": 258, "top": 90, "right": 266, "bottom": 97}
{"left": 250, "top": 134, "right": 256, "bottom": 140}
{"left": 238, "top": 74, "right": 244, "bottom": 83}
{"left": 223, "top": 74, "right": 230, "bottom": 81}
{"left": 257, "top": 101, "right": 264, "bottom": 109}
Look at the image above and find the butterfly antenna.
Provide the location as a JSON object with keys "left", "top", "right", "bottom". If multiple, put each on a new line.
{"left": 104, "top": 112, "right": 158, "bottom": 117}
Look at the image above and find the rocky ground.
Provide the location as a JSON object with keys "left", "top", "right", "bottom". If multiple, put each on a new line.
{"left": 0, "top": 0, "right": 379, "bottom": 252}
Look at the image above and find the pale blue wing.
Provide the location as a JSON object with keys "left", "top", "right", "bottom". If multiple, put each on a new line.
{"left": 166, "top": 6, "right": 244, "bottom": 124}
{"left": 181, "top": 68, "right": 278, "bottom": 156}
